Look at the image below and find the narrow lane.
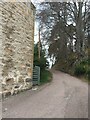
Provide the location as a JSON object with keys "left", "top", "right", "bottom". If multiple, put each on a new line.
{"left": 2, "top": 70, "right": 88, "bottom": 118}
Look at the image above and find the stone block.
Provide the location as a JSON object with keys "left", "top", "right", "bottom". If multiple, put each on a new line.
{"left": 25, "top": 78, "right": 32, "bottom": 82}
{"left": 1, "top": 2, "right": 35, "bottom": 96}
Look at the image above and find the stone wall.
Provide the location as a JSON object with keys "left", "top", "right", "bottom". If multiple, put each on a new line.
{"left": 0, "top": 1, "right": 35, "bottom": 96}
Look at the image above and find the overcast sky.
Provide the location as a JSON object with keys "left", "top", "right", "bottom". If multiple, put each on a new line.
{"left": 31, "top": 0, "right": 45, "bottom": 4}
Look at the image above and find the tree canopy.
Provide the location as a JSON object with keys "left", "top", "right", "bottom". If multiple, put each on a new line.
{"left": 37, "top": 2, "right": 89, "bottom": 59}
{"left": 35, "top": 1, "right": 90, "bottom": 78}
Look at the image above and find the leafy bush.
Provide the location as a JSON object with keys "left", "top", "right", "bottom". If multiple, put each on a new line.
{"left": 86, "top": 68, "right": 90, "bottom": 80}
{"left": 74, "top": 59, "right": 89, "bottom": 78}
{"left": 74, "top": 64, "right": 86, "bottom": 76}
{"left": 54, "top": 52, "right": 89, "bottom": 81}
{"left": 34, "top": 43, "right": 49, "bottom": 70}
{"left": 54, "top": 52, "right": 79, "bottom": 74}
{"left": 40, "top": 70, "right": 52, "bottom": 84}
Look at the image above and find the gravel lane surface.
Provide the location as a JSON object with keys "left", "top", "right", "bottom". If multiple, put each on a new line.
{"left": 2, "top": 70, "right": 88, "bottom": 118}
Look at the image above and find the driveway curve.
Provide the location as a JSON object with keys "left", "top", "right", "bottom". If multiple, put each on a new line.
{"left": 2, "top": 70, "right": 88, "bottom": 118}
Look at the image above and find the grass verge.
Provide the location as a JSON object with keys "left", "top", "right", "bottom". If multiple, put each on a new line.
{"left": 40, "top": 70, "right": 53, "bottom": 85}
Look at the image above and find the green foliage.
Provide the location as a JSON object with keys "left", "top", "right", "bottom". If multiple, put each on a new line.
{"left": 74, "top": 49, "right": 90, "bottom": 80}
{"left": 34, "top": 43, "right": 49, "bottom": 70}
{"left": 34, "top": 43, "right": 52, "bottom": 84}
{"left": 54, "top": 52, "right": 89, "bottom": 81}
{"left": 74, "top": 59, "right": 90, "bottom": 80}
{"left": 40, "top": 70, "right": 52, "bottom": 84}
{"left": 54, "top": 52, "right": 78, "bottom": 74}
{"left": 34, "top": 43, "right": 52, "bottom": 85}
{"left": 74, "top": 64, "right": 86, "bottom": 76}
{"left": 86, "top": 68, "right": 90, "bottom": 80}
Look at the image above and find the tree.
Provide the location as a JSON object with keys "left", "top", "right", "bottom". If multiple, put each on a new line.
{"left": 36, "top": 1, "right": 89, "bottom": 64}
{"left": 34, "top": 43, "right": 49, "bottom": 70}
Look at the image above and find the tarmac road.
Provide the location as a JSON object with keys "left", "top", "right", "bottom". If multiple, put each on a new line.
{"left": 2, "top": 70, "right": 88, "bottom": 118}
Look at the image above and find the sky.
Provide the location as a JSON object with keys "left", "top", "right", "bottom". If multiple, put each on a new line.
{"left": 31, "top": 0, "right": 89, "bottom": 2}
{"left": 31, "top": 0, "right": 45, "bottom": 4}
{"left": 31, "top": 0, "right": 54, "bottom": 68}
{"left": 34, "top": 22, "right": 39, "bottom": 44}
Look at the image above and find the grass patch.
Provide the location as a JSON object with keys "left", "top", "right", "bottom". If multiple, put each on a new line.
{"left": 40, "top": 70, "right": 53, "bottom": 85}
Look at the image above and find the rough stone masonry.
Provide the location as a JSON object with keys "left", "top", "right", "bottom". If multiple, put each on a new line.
{"left": 0, "top": 1, "right": 35, "bottom": 97}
